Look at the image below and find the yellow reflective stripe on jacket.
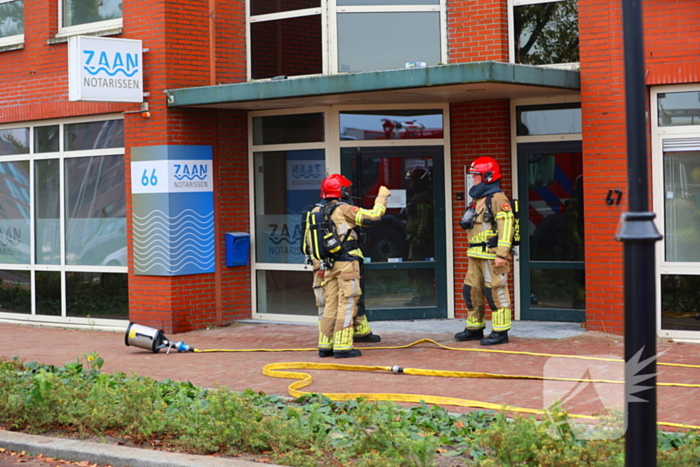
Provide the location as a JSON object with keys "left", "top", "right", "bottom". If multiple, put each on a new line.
{"left": 355, "top": 203, "right": 386, "bottom": 227}
{"left": 496, "top": 210, "right": 514, "bottom": 249}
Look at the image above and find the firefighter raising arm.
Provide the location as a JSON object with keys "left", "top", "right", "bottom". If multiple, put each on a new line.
{"left": 344, "top": 186, "right": 391, "bottom": 227}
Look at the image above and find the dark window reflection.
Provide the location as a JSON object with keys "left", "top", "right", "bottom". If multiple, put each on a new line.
{"left": 530, "top": 268, "right": 585, "bottom": 310}
{"left": 36, "top": 271, "right": 61, "bottom": 316}
{"left": 528, "top": 152, "right": 584, "bottom": 262}
{"left": 251, "top": 0, "right": 319, "bottom": 17}
{"left": 342, "top": 146, "right": 439, "bottom": 264}
{"left": 365, "top": 268, "right": 435, "bottom": 308}
{"left": 0, "top": 0, "right": 24, "bottom": 38}
{"left": 66, "top": 272, "right": 128, "bottom": 319}
{"left": 0, "top": 128, "right": 29, "bottom": 156}
{"left": 253, "top": 113, "right": 325, "bottom": 145}
{"left": 64, "top": 120, "right": 124, "bottom": 151}
{"left": 661, "top": 275, "right": 700, "bottom": 331}
{"left": 516, "top": 105, "right": 581, "bottom": 136}
{"left": 514, "top": 0, "right": 579, "bottom": 65}
{"left": 251, "top": 16, "right": 322, "bottom": 80}
{"left": 658, "top": 91, "right": 700, "bottom": 127}
{"left": 0, "top": 270, "right": 31, "bottom": 314}
{"left": 340, "top": 110, "right": 443, "bottom": 140}
{"left": 256, "top": 270, "right": 315, "bottom": 315}
{"left": 35, "top": 125, "right": 60, "bottom": 153}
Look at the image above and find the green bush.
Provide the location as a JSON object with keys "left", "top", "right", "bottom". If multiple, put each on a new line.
{"left": 1, "top": 356, "right": 700, "bottom": 467}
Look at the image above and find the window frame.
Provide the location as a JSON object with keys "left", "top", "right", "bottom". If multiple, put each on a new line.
{"left": 508, "top": 0, "right": 579, "bottom": 70}
{"left": 0, "top": 0, "right": 24, "bottom": 48}
{"left": 651, "top": 84, "right": 700, "bottom": 341}
{"left": 247, "top": 0, "right": 447, "bottom": 80}
{"left": 57, "top": 0, "right": 122, "bottom": 38}
{"left": 0, "top": 114, "right": 126, "bottom": 328}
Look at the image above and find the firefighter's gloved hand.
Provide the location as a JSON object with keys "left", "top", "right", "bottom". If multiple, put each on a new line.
{"left": 378, "top": 186, "right": 391, "bottom": 198}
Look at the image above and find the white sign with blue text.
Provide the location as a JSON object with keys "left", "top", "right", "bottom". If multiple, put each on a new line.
{"left": 68, "top": 36, "right": 143, "bottom": 103}
{"left": 131, "top": 160, "right": 213, "bottom": 194}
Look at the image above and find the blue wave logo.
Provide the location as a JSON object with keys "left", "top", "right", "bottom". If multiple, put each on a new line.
{"left": 82, "top": 50, "right": 140, "bottom": 78}
{"left": 174, "top": 163, "right": 208, "bottom": 181}
{"left": 133, "top": 209, "right": 215, "bottom": 275}
{"left": 290, "top": 163, "right": 324, "bottom": 180}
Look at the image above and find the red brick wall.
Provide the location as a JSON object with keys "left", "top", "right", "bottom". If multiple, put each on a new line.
{"left": 578, "top": 0, "right": 700, "bottom": 335}
{"left": 447, "top": 0, "right": 509, "bottom": 63}
{"left": 450, "top": 100, "right": 512, "bottom": 321}
{"left": 578, "top": 0, "right": 627, "bottom": 335}
{"left": 644, "top": 0, "right": 700, "bottom": 85}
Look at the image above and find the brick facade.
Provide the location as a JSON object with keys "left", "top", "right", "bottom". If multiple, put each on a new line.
{"left": 1, "top": 0, "right": 699, "bottom": 334}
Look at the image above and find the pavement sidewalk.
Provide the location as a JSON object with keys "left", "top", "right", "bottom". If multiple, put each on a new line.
{"left": 2, "top": 318, "right": 700, "bottom": 466}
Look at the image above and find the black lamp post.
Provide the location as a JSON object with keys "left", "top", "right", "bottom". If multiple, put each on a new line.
{"left": 616, "top": 0, "right": 662, "bottom": 466}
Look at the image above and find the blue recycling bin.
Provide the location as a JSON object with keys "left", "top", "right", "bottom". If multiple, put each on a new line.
{"left": 225, "top": 232, "right": 250, "bottom": 267}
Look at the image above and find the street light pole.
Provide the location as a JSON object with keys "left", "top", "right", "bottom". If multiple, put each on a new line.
{"left": 616, "top": 0, "right": 662, "bottom": 466}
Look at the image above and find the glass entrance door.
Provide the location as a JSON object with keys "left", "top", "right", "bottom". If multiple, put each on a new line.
{"left": 341, "top": 146, "right": 447, "bottom": 319}
{"left": 517, "top": 141, "right": 585, "bottom": 322}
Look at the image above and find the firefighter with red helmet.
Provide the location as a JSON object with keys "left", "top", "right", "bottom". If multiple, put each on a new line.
{"left": 311, "top": 174, "right": 391, "bottom": 358}
{"left": 456, "top": 157, "right": 515, "bottom": 346}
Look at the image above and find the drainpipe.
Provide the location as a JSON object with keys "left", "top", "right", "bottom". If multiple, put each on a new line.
{"left": 616, "top": 0, "right": 661, "bottom": 466}
{"left": 209, "top": 0, "right": 216, "bottom": 85}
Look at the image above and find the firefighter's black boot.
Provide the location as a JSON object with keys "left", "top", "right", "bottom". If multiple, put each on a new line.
{"left": 318, "top": 349, "right": 334, "bottom": 358}
{"left": 454, "top": 328, "right": 484, "bottom": 341}
{"left": 354, "top": 332, "right": 381, "bottom": 343}
{"left": 480, "top": 331, "right": 509, "bottom": 346}
{"left": 334, "top": 349, "right": 362, "bottom": 358}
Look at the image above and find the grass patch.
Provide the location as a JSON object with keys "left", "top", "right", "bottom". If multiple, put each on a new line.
{"left": 1, "top": 355, "right": 699, "bottom": 466}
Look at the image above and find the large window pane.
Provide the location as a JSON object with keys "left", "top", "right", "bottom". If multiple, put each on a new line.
{"left": 66, "top": 272, "right": 128, "bottom": 319}
{"left": 0, "top": 270, "right": 30, "bottom": 314}
{"left": 340, "top": 110, "right": 443, "bottom": 140}
{"left": 530, "top": 268, "right": 585, "bottom": 310}
{"left": 514, "top": 0, "right": 578, "bottom": 65}
{"left": 663, "top": 150, "right": 700, "bottom": 262}
{"left": 658, "top": 91, "right": 700, "bottom": 127}
{"left": 251, "top": 16, "right": 322, "bottom": 80}
{"left": 251, "top": 0, "right": 319, "bottom": 17}
{"left": 661, "top": 274, "right": 700, "bottom": 331}
{"left": 528, "top": 152, "right": 584, "bottom": 261}
{"left": 0, "top": 128, "right": 29, "bottom": 155}
{"left": 256, "top": 270, "right": 315, "bottom": 315}
{"left": 516, "top": 104, "right": 581, "bottom": 136}
{"left": 253, "top": 113, "right": 325, "bottom": 145}
{"left": 35, "top": 159, "right": 61, "bottom": 265}
{"left": 254, "top": 150, "right": 324, "bottom": 264}
{"left": 364, "top": 268, "right": 435, "bottom": 308}
{"left": 35, "top": 271, "right": 61, "bottom": 316}
{"left": 65, "top": 155, "right": 126, "bottom": 266}
{"left": 338, "top": 12, "right": 440, "bottom": 72}
{"left": 64, "top": 120, "right": 124, "bottom": 151}
{"left": 0, "top": 161, "right": 30, "bottom": 264}
{"left": 62, "top": 0, "right": 122, "bottom": 27}
{"left": 0, "top": 0, "right": 23, "bottom": 38}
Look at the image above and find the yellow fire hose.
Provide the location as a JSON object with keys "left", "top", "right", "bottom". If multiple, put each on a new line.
{"left": 192, "top": 338, "right": 700, "bottom": 431}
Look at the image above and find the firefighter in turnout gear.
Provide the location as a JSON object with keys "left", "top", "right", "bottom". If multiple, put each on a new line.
{"left": 455, "top": 157, "right": 515, "bottom": 346}
{"left": 310, "top": 174, "right": 391, "bottom": 358}
{"left": 404, "top": 166, "right": 435, "bottom": 306}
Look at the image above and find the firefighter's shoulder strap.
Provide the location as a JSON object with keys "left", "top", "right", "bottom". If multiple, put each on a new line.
{"left": 302, "top": 201, "right": 348, "bottom": 265}
{"left": 485, "top": 193, "right": 520, "bottom": 248}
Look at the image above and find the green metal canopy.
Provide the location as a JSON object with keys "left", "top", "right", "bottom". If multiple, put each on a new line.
{"left": 166, "top": 61, "right": 580, "bottom": 111}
